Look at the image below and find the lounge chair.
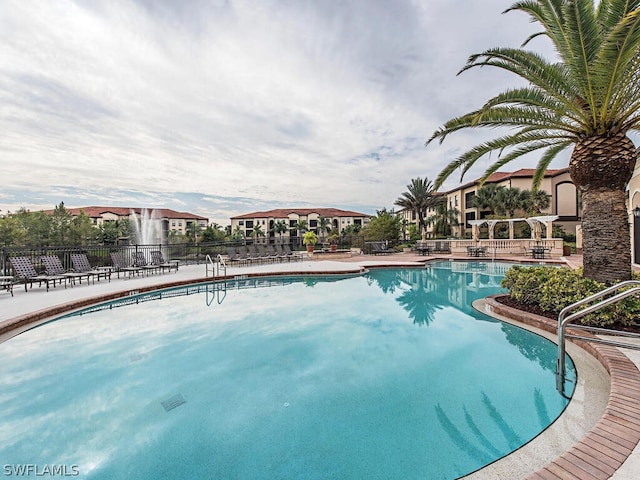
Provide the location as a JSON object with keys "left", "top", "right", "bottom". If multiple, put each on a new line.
{"left": 247, "top": 245, "right": 262, "bottom": 264}
{"left": 41, "top": 255, "right": 91, "bottom": 286}
{"left": 110, "top": 252, "right": 142, "bottom": 278}
{"left": 151, "top": 250, "right": 179, "bottom": 273}
{"left": 257, "top": 245, "right": 275, "bottom": 263}
{"left": 70, "top": 253, "right": 111, "bottom": 283}
{"left": 9, "top": 256, "right": 67, "bottom": 292}
{"left": 268, "top": 245, "right": 285, "bottom": 262}
{"left": 226, "top": 247, "right": 243, "bottom": 266}
{"left": 132, "top": 252, "right": 161, "bottom": 275}
{"left": 281, "top": 244, "right": 299, "bottom": 261}
{"left": 1, "top": 275, "right": 14, "bottom": 296}
{"left": 370, "top": 242, "right": 391, "bottom": 255}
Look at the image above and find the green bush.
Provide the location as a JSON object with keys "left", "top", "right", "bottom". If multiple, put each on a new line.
{"left": 501, "top": 266, "right": 640, "bottom": 328}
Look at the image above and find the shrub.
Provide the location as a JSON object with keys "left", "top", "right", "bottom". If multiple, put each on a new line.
{"left": 501, "top": 266, "right": 640, "bottom": 328}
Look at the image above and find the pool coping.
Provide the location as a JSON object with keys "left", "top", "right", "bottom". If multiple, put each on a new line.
{"left": 485, "top": 295, "right": 640, "bottom": 479}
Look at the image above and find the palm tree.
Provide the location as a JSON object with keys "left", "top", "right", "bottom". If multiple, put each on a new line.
{"left": 293, "top": 220, "right": 308, "bottom": 237}
{"left": 426, "top": 203, "right": 460, "bottom": 238}
{"left": 522, "top": 190, "right": 551, "bottom": 215}
{"left": 273, "top": 220, "right": 288, "bottom": 243}
{"left": 427, "top": 0, "right": 640, "bottom": 283}
{"left": 495, "top": 187, "right": 526, "bottom": 218}
{"left": 251, "top": 224, "right": 265, "bottom": 243}
{"left": 394, "top": 177, "right": 439, "bottom": 239}
{"left": 472, "top": 184, "right": 503, "bottom": 216}
{"left": 318, "top": 217, "right": 332, "bottom": 242}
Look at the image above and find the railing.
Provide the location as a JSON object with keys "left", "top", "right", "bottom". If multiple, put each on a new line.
{"left": 205, "top": 254, "right": 226, "bottom": 278}
{"left": 556, "top": 280, "right": 640, "bottom": 397}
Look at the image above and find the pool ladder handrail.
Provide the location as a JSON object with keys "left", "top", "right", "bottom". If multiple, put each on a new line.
{"left": 205, "top": 254, "right": 226, "bottom": 279}
{"left": 556, "top": 280, "right": 640, "bottom": 396}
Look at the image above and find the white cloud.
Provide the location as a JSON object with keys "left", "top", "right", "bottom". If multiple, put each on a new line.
{"left": 0, "top": 0, "right": 563, "bottom": 225}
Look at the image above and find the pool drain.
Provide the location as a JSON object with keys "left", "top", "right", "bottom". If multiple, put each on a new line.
{"left": 161, "top": 394, "right": 186, "bottom": 412}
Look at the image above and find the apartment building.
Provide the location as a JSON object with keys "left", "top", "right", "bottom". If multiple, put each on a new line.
{"left": 56, "top": 206, "right": 209, "bottom": 241}
{"left": 399, "top": 168, "right": 581, "bottom": 238}
{"left": 230, "top": 208, "right": 371, "bottom": 241}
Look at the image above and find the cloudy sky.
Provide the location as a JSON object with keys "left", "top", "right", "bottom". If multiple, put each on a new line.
{"left": 1, "top": 0, "right": 566, "bottom": 226}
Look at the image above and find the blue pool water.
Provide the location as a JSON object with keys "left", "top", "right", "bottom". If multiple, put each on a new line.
{"left": 0, "top": 262, "right": 574, "bottom": 479}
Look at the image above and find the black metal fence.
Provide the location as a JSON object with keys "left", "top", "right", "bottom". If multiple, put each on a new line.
{"left": 1, "top": 235, "right": 368, "bottom": 276}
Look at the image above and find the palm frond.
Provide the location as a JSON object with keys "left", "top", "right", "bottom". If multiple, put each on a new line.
{"left": 531, "top": 142, "right": 571, "bottom": 190}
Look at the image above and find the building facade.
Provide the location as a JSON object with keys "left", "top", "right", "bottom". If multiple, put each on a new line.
{"left": 230, "top": 208, "right": 371, "bottom": 242}
{"left": 399, "top": 168, "right": 581, "bottom": 239}
{"left": 55, "top": 206, "right": 209, "bottom": 243}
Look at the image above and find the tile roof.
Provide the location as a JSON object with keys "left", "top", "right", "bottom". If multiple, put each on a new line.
{"left": 231, "top": 208, "right": 370, "bottom": 220}
{"left": 43, "top": 206, "right": 208, "bottom": 221}
{"left": 450, "top": 168, "right": 570, "bottom": 193}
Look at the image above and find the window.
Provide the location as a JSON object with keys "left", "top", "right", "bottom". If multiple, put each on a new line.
{"left": 465, "top": 191, "right": 476, "bottom": 209}
{"left": 290, "top": 220, "right": 297, "bottom": 227}
{"left": 178, "top": 222, "right": 182, "bottom": 227}
{"left": 171, "top": 221, "right": 176, "bottom": 227}
{"left": 239, "top": 220, "right": 244, "bottom": 226}
{"left": 309, "top": 220, "right": 318, "bottom": 228}
{"left": 246, "top": 220, "right": 254, "bottom": 229}
{"left": 354, "top": 219, "right": 362, "bottom": 225}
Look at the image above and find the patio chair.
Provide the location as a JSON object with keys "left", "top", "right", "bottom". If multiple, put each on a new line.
{"left": 1, "top": 275, "right": 14, "bottom": 296}
{"left": 247, "top": 245, "right": 262, "bottom": 264}
{"left": 267, "top": 245, "right": 285, "bottom": 262}
{"left": 41, "top": 255, "right": 91, "bottom": 286}
{"left": 226, "top": 247, "right": 243, "bottom": 266}
{"left": 257, "top": 245, "right": 275, "bottom": 263}
{"left": 132, "top": 252, "right": 161, "bottom": 275}
{"left": 110, "top": 252, "right": 143, "bottom": 278}
{"left": 70, "top": 253, "right": 111, "bottom": 283}
{"left": 151, "top": 250, "right": 179, "bottom": 273}
{"left": 370, "top": 242, "right": 391, "bottom": 255}
{"left": 9, "top": 256, "right": 67, "bottom": 292}
{"left": 281, "top": 244, "right": 299, "bottom": 261}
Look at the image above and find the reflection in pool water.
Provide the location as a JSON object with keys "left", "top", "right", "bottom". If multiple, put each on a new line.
{"left": 0, "top": 262, "right": 574, "bottom": 479}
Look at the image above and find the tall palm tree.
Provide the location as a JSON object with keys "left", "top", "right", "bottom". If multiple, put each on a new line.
{"left": 426, "top": 203, "right": 460, "bottom": 238}
{"left": 318, "top": 216, "right": 332, "bottom": 242}
{"left": 427, "top": 0, "right": 640, "bottom": 283}
{"left": 394, "top": 177, "right": 439, "bottom": 239}
{"left": 273, "top": 219, "right": 288, "bottom": 243}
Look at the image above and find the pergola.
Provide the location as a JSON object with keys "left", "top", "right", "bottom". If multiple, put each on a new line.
{"left": 468, "top": 215, "right": 559, "bottom": 241}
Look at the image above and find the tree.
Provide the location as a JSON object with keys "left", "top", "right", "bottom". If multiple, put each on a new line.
{"left": 201, "top": 223, "right": 226, "bottom": 243}
{"left": 362, "top": 208, "right": 402, "bottom": 243}
{"left": 49, "top": 202, "right": 72, "bottom": 245}
{"left": 472, "top": 184, "right": 503, "bottom": 216}
{"left": 68, "top": 211, "right": 99, "bottom": 245}
{"left": 318, "top": 217, "right": 332, "bottom": 242}
{"left": 293, "top": 220, "right": 308, "bottom": 237}
{"left": 522, "top": 190, "right": 551, "bottom": 215}
{"left": 394, "top": 177, "right": 439, "bottom": 239}
{"left": 250, "top": 224, "right": 265, "bottom": 242}
{"left": 427, "top": 0, "right": 640, "bottom": 283}
{"left": 426, "top": 203, "right": 459, "bottom": 238}
{"left": 273, "top": 220, "right": 288, "bottom": 243}
{"left": 495, "top": 187, "right": 525, "bottom": 218}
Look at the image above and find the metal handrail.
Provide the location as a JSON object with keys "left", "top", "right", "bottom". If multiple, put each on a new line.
{"left": 205, "top": 254, "right": 216, "bottom": 277}
{"left": 216, "top": 254, "right": 226, "bottom": 278}
{"left": 556, "top": 280, "right": 640, "bottom": 396}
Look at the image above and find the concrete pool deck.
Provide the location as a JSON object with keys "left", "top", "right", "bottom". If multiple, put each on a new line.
{"left": 1, "top": 252, "right": 639, "bottom": 479}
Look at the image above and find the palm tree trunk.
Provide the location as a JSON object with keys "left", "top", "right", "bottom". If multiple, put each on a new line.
{"left": 581, "top": 187, "right": 631, "bottom": 283}
{"left": 569, "top": 134, "right": 636, "bottom": 283}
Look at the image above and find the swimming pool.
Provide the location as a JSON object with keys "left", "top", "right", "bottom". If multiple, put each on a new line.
{"left": 0, "top": 262, "right": 575, "bottom": 479}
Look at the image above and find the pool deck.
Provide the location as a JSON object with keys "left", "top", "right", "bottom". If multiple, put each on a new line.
{"left": 2, "top": 251, "right": 640, "bottom": 479}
